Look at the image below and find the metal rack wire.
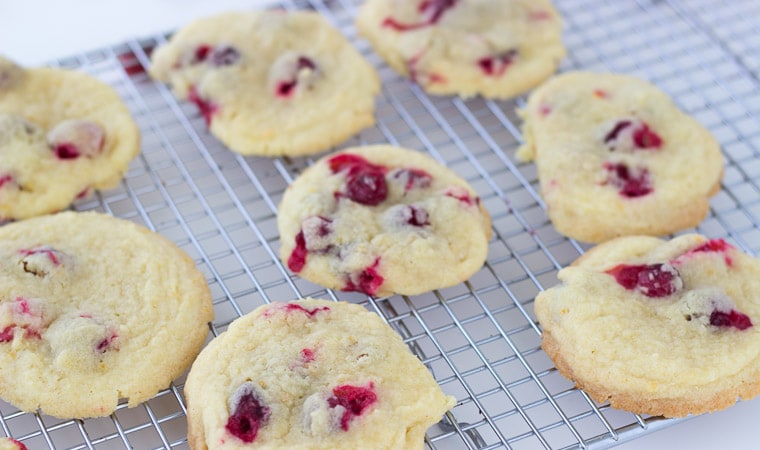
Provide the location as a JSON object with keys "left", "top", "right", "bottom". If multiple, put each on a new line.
{"left": 2, "top": 0, "right": 759, "bottom": 448}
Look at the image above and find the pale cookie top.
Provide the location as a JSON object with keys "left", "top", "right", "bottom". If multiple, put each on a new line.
{"left": 0, "top": 211, "right": 213, "bottom": 419}
{"left": 0, "top": 57, "right": 140, "bottom": 220}
{"left": 518, "top": 71, "right": 724, "bottom": 243}
{"left": 535, "top": 234, "right": 760, "bottom": 418}
{"left": 277, "top": 145, "right": 492, "bottom": 297}
{"left": 185, "top": 299, "right": 455, "bottom": 450}
{"left": 149, "top": 10, "right": 380, "bottom": 157}
{"left": 356, "top": 0, "right": 565, "bottom": 98}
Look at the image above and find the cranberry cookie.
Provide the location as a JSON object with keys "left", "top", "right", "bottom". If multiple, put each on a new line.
{"left": 518, "top": 71, "right": 723, "bottom": 243}
{"left": 356, "top": 0, "right": 565, "bottom": 98}
{"left": 185, "top": 299, "right": 455, "bottom": 450}
{"left": 535, "top": 234, "right": 760, "bottom": 417}
{"left": 277, "top": 145, "right": 491, "bottom": 297}
{"left": 149, "top": 10, "right": 379, "bottom": 157}
{"left": 0, "top": 57, "right": 140, "bottom": 220}
{"left": 0, "top": 211, "right": 213, "bottom": 418}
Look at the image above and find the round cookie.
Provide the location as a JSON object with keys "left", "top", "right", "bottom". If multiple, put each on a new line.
{"left": 535, "top": 234, "right": 760, "bottom": 418}
{"left": 0, "top": 211, "right": 213, "bottom": 419}
{"left": 517, "top": 71, "right": 723, "bottom": 243}
{"left": 149, "top": 10, "right": 380, "bottom": 157}
{"left": 184, "top": 298, "right": 455, "bottom": 450}
{"left": 356, "top": 0, "right": 565, "bottom": 98}
{"left": 0, "top": 56, "right": 140, "bottom": 220}
{"left": 277, "top": 145, "right": 492, "bottom": 297}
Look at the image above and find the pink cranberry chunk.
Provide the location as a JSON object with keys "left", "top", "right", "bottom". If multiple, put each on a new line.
{"left": 478, "top": 49, "right": 518, "bottom": 77}
{"left": 603, "top": 120, "right": 632, "bottom": 144}
{"left": 328, "top": 154, "right": 389, "bottom": 206}
{"left": 300, "top": 348, "right": 316, "bottom": 364}
{"left": 274, "top": 56, "right": 319, "bottom": 98}
{"left": 444, "top": 186, "right": 478, "bottom": 206}
{"left": 96, "top": 329, "right": 119, "bottom": 353}
{"left": 188, "top": 85, "right": 218, "bottom": 126}
{"left": 0, "top": 174, "right": 15, "bottom": 189}
{"left": 382, "top": 0, "right": 459, "bottom": 31}
{"left": 346, "top": 172, "right": 387, "bottom": 206}
{"left": 47, "top": 119, "right": 105, "bottom": 160}
{"left": 392, "top": 168, "right": 433, "bottom": 192}
{"left": 633, "top": 123, "right": 662, "bottom": 149}
{"left": 710, "top": 309, "right": 753, "bottom": 330}
{"left": 606, "top": 263, "right": 682, "bottom": 298}
{"left": 226, "top": 383, "right": 270, "bottom": 444}
{"left": 344, "top": 259, "right": 384, "bottom": 296}
{"left": 19, "top": 246, "right": 66, "bottom": 277}
{"left": 209, "top": 46, "right": 241, "bottom": 66}
{"left": 402, "top": 205, "right": 430, "bottom": 227}
{"left": 603, "top": 120, "right": 662, "bottom": 150}
{"left": 192, "top": 45, "right": 213, "bottom": 64}
{"left": 283, "top": 303, "right": 330, "bottom": 317}
{"left": 327, "top": 383, "right": 377, "bottom": 431}
{"left": 603, "top": 162, "right": 653, "bottom": 198}
{"left": 0, "top": 326, "right": 15, "bottom": 343}
{"left": 287, "top": 231, "right": 308, "bottom": 273}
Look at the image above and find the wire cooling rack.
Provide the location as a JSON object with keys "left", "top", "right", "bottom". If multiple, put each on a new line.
{"left": 2, "top": 0, "right": 760, "bottom": 448}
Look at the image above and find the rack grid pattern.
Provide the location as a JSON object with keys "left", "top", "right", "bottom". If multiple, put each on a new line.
{"left": 2, "top": 0, "right": 759, "bottom": 448}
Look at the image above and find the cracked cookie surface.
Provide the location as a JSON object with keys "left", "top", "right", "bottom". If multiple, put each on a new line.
{"left": 518, "top": 71, "right": 723, "bottom": 243}
{"left": 356, "top": 0, "right": 565, "bottom": 98}
{"left": 185, "top": 299, "right": 454, "bottom": 449}
{"left": 535, "top": 234, "right": 760, "bottom": 417}
{"left": 149, "top": 10, "right": 379, "bottom": 157}
{"left": 0, "top": 57, "right": 140, "bottom": 220}
{"left": 0, "top": 211, "right": 213, "bottom": 418}
{"left": 277, "top": 145, "right": 491, "bottom": 297}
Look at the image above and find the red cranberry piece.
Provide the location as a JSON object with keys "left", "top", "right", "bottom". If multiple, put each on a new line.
{"left": 633, "top": 123, "right": 662, "bottom": 149}
{"left": 346, "top": 171, "right": 388, "bottom": 206}
{"left": 444, "top": 186, "right": 477, "bottom": 206}
{"left": 478, "top": 49, "right": 518, "bottom": 77}
{"left": 402, "top": 205, "right": 430, "bottom": 227}
{"left": 300, "top": 348, "right": 316, "bottom": 364}
{"left": 193, "top": 45, "right": 213, "bottom": 63}
{"left": 328, "top": 154, "right": 389, "bottom": 206}
{"left": 392, "top": 168, "right": 433, "bottom": 192}
{"left": 47, "top": 119, "right": 105, "bottom": 160}
{"left": 382, "top": 0, "right": 459, "bottom": 31}
{"left": 0, "top": 173, "right": 16, "bottom": 189}
{"left": 606, "top": 263, "right": 682, "bottom": 298}
{"left": 96, "top": 329, "right": 119, "bottom": 353}
{"left": 301, "top": 216, "right": 334, "bottom": 254}
{"left": 274, "top": 56, "right": 319, "bottom": 98}
{"left": 344, "top": 259, "right": 384, "bottom": 296}
{"left": 226, "top": 383, "right": 270, "bottom": 444}
{"left": 287, "top": 231, "right": 308, "bottom": 273}
{"left": 19, "top": 246, "right": 65, "bottom": 277}
{"left": 283, "top": 303, "right": 330, "bottom": 317}
{"left": 603, "top": 120, "right": 633, "bottom": 144}
{"left": 603, "top": 162, "right": 653, "bottom": 198}
{"left": 209, "top": 46, "right": 241, "bottom": 66}
{"left": 710, "top": 309, "right": 752, "bottom": 330}
{"left": 327, "top": 383, "right": 377, "bottom": 431}
{"left": 188, "top": 85, "right": 218, "bottom": 126}
{"left": 0, "top": 326, "right": 15, "bottom": 343}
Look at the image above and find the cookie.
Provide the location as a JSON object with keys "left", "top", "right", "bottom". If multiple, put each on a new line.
{"left": 535, "top": 234, "right": 760, "bottom": 418}
{"left": 0, "top": 438, "right": 26, "bottom": 450}
{"left": 356, "top": 0, "right": 565, "bottom": 98}
{"left": 517, "top": 71, "right": 723, "bottom": 243}
{"left": 0, "top": 56, "right": 140, "bottom": 220}
{"left": 185, "top": 298, "right": 455, "bottom": 449}
{"left": 149, "top": 10, "right": 380, "bottom": 157}
{"left": 277, "top": 145, "right": 491, "bottom": 297}
{"left": 0, "top": 211, "right": 213, "bottom": 419}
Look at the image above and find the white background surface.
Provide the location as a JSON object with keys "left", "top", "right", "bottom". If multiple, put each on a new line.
{"left": 2, "top": 1, "right": 758, "bottom": 449}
